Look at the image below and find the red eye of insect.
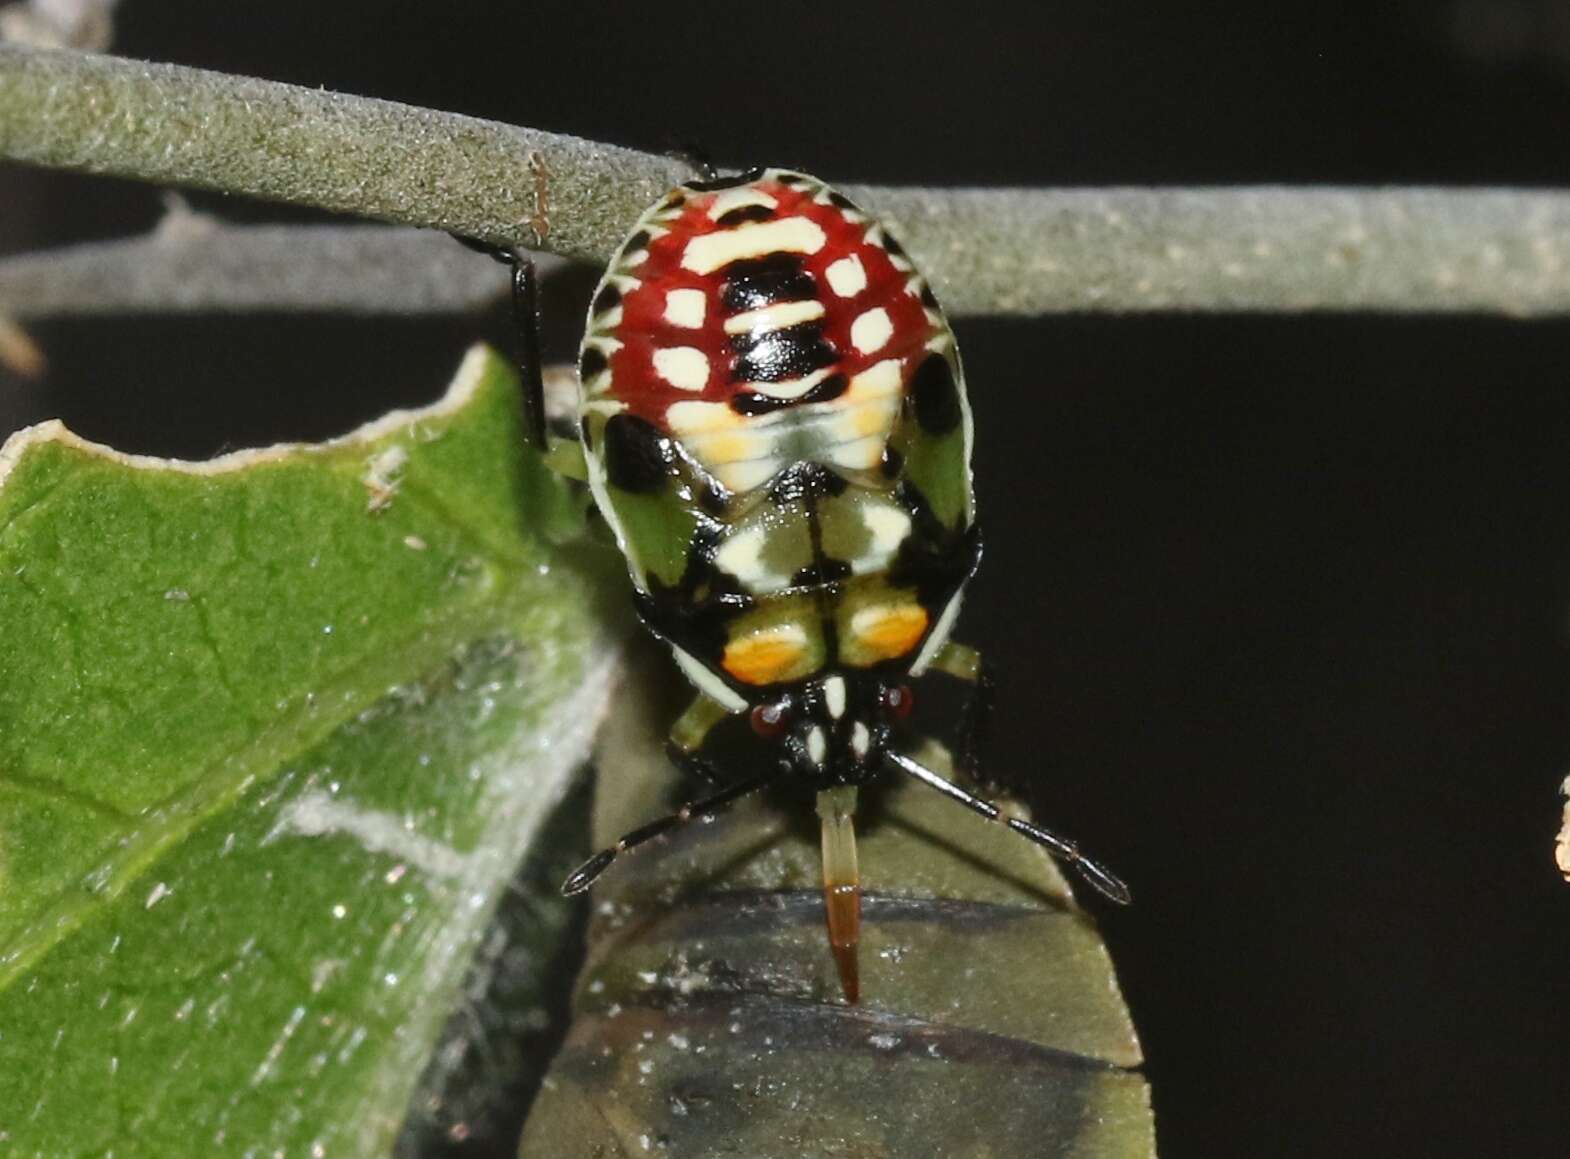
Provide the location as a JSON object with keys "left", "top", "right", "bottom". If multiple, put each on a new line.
{"left": 750, "top": 702, "right": 791, "bottom": 738}
{"left": 881, "top": 684, "right": 914, "bottom": 719}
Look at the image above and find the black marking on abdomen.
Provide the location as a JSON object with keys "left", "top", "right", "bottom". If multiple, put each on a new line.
{"left": 890, "top": 480, "right": 982, "bottom": 605}
{"left": 793, "top": 560, "right": 852, "bottom": 586}
{"left": 635, "top": 520, "right": 754, "bottom": 661}
{"left": 768, "top": 462, "right": 847, "bottom": 506}
{"left": 730, "top": 372, "right": 847, "bottom": 416}
{"left": 730, "top": 322, "right": 837, "bottom": 383}
{"left": 715, "top": 204, "right": 775, "bottom": 227}
{"left": 721, "top": 253, "right": 816, "bottom": 312}
{"left": 911, "top": 352, "right": 962, "bottom": 435}
{"left": 603, "top": 414, "right": 673, "bottom": 493}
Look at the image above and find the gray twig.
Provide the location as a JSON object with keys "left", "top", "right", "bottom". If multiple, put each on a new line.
{"left": 0, "top": 217, "right": 570, "bottom": 317}
{"left": 4, "top": 46, "right": 1570, "bottom": 318}
{"left": 0, "top": 44, "right": 686, "bottom": 260}
{"left": 863, "top": 185, "right": 1570, "bottom": 318}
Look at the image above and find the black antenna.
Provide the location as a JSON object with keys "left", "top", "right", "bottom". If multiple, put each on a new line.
{"left": 560, "top": 770, "right": 779, "bottom": 896}
{"left": 884, "top": 751, "right": 1131, "bottom": 905}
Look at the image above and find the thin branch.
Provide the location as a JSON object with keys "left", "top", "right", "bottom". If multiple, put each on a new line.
{"left": 0, "top": 217, "right": 570, "bottom": 317}
{"left": 4, "top": 46, "right": 1570, "bottom": 318}
{"left": 0, "top": 44, "right": 687, "bottom": 261}
{"left": 864, "top": 185, "right": 1570, "bottom": 318}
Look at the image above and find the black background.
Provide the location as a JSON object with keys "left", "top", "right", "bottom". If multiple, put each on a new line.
{"left": 5, "top": 3, "right": 1570, "bottom": 1156}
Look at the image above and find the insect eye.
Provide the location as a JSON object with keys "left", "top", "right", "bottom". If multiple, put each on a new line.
{"left": 882, "top": 684, "right": 914, "bottom": 719}
{"left": 750, "top": 701, "right": 791, "bottom": 739}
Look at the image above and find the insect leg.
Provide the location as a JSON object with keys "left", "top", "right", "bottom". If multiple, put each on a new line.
{"left": 923, "top": 642, "right": 995, "bottom": 783}
{"left": 667, "top": 693, "right": 733, "bottom": 755}
{"left": 560, "top": 769, "right": 778, "bottom": 896}
{"left": 449, "top": 236, "right": 548, "bottom": 452}
{"left": 668, "top": 144, "right": 720, "bottom": 184}
{"left": 884, "top": 751, "right": 1131, "bottom": 906}
{"left": 663, "top": 694, "right": 739, "bottom": 788}
{"left": 664, "top": 743, "right": 728, "bottom": 788}
{"left": 924, "top": 640, "right": 982, "bottom": 682}
{"left": 508, "top": 257, "right": 549, "bottom": 452}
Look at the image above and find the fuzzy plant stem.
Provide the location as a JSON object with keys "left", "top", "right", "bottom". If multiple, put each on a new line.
{"left": 4, "top": 45, "right": 1570, "bottom": 318}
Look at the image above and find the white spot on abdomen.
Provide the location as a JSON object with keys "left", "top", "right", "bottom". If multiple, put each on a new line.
{"left": 724, "top": 299, "right": 825, "bottom": 335}
{"left": 863, "top": 505, "right": 912, "bottom": 557}
{"left": 739, "top": 367, "right": 832, "bottom": 401}
{"left": 851, "top": 721, "right": 870, "bottom": 758}
{"left": 653, "top": 347, "right": 710, "bottom": 391}
{"left": 848, "top": 358, "right": 903, "bottom": 399}
{"left": 666, "top": 399, "right": 734, "bottom": 433}
{"left": 681, "top": 217, "right": 826, "bottom": 275}
{"left": 713, "top": 524, "right": 787, "bottom": 589}
{"left": 824, "top": 675, "right": 847, "bottom": 719}
{"left": 850, "top": 308, "right": 893, "bottom": 354}
{"left": 827, "top": 436, "right": 887, "bottom": 471}
{"left": 663, "top": 288, "right": 707, "bottom": 328}
{"left": 825, "top": 255, "right": 867, "bottom": 298}
{"left": 709, "top": 187, "right": 778, "bottom": 219}
{"left": 807, "top": 726, "right": 827, "bottom": 766}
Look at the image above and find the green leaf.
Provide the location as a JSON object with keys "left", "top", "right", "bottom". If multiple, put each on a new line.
{"left": 519, "top": 648, "right": 1154, "bottom": 1159}
{"left": 0, "top": 345, "right": 621, "bottom": 1154}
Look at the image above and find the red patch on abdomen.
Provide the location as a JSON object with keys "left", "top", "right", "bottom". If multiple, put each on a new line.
{"left": 604, "top": 179, "right": 937, "bottom": 432}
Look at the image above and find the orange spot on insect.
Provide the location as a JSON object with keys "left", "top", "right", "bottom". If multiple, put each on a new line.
{"left": 723, "top": 626, "right": 809, "bottom": 686}
{"left": 850, "top": 603, "right": 928, "bottom": 661}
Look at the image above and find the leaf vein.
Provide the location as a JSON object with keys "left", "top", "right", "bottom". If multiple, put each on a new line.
{"left": 0, "top": 589, "right": 536, "bottom": 989}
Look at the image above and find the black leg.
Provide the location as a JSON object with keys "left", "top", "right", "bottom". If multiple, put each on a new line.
{"left": 955, "top": 654, "right": 996, "bottom": 786}
{"left": 509, "top": 258, "right": 547, "bottom": 451}
{"left": 450, "top": 236, "right": 547, "bottom": 451}
{"left": 668, "top": 143, "right": 720, "bottom": 184}
{"left": 884, "top": 751, "right": 1131, "bottom": 905}
{"left": 560, "top": 770, "right": 778, "bottom": 895}
{"left": 922, "top": 641, "right": 995, "bottom": 787}
{"left": 665, "top": 739, "right": 729, "bottom": 788}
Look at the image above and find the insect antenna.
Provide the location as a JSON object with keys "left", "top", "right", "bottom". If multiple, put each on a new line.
{"left": 560, "top": 770, "right": 779, "bottom": 896}
{"left": 884, "top": 751, "right": 1132, "bottom": 906}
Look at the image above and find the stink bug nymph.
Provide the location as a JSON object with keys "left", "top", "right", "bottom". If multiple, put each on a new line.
{"left": 498, "top": 167, "right": 1129, "bottom": 1003}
